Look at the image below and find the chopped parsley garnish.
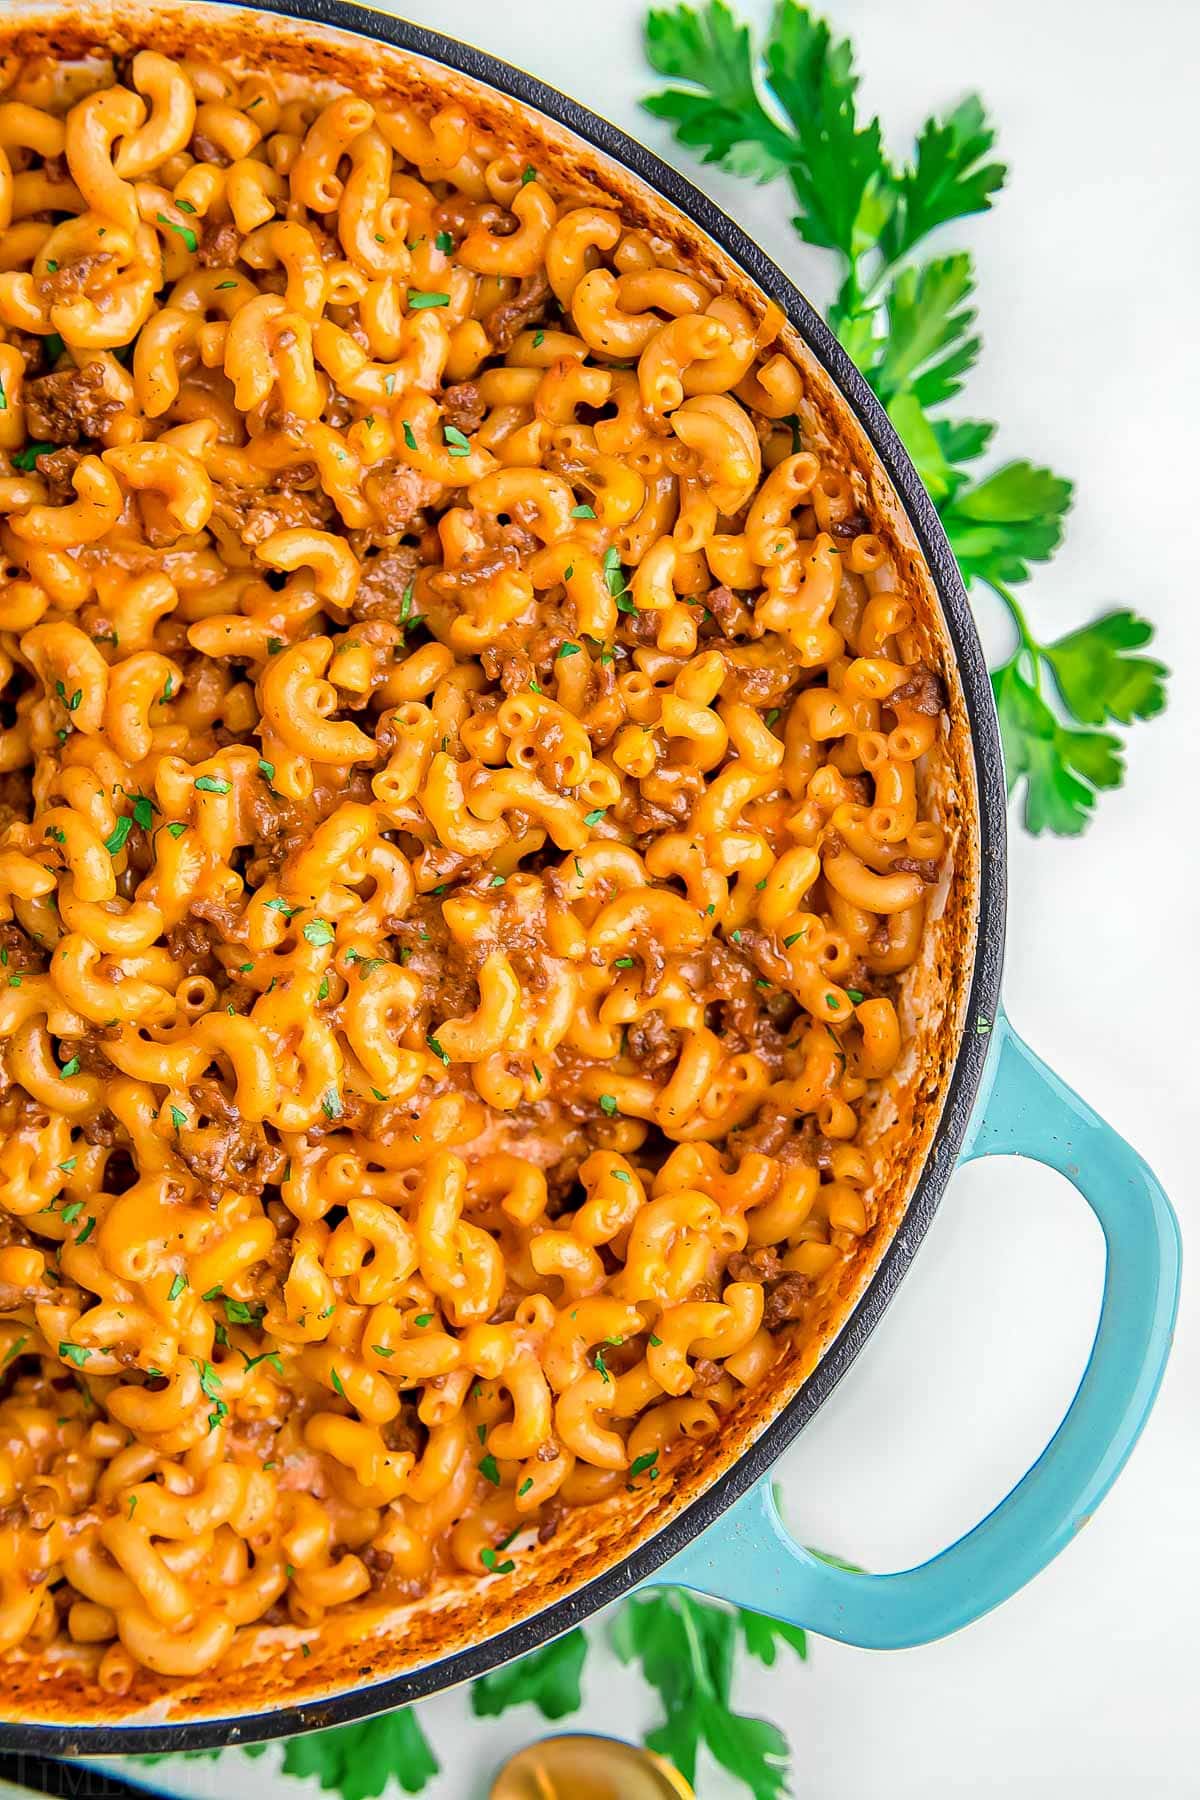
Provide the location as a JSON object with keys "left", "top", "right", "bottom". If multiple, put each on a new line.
{"left": 104, "top": 816, "right": 133, "bottom": 855}
{"left": 156, "top": 212, "right": 198, "bottom": 252}
{"left": 11, "top": 442, "right": 54, "bottom": 471}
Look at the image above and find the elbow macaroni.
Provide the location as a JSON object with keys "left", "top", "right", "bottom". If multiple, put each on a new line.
{"left": 0, "top": 45, "right": 948, "bottom": 1684}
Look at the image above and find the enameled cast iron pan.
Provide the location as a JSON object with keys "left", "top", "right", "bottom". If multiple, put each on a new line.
{"left": 0, "top": 0, "right": 1182, "bottom": 1758}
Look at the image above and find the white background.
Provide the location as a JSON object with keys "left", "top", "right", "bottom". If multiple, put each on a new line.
{"left": 119, "top": 1, "right": 1199, "bottom": 1795}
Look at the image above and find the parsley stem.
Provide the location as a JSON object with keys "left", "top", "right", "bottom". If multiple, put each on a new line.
{"left": 985, "top": 576, "right": 1041, "bottom": 674}
{"left": 676, "top": 1590, "right": 716, "bottom": 1700}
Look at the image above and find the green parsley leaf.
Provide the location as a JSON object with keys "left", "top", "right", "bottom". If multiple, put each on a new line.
{"left": 303, "top": 918, "right": 335, "bottom": 947}
{"left": 612, "top": 1590, "right": 790, "bottom": 1799}
{"left": 193, "top": 1358, "right": 222, "bottom": 1401}
{"left": 167, "top": 1273, "right": 187, "bottom": 1302}
{"left": 583, "top": 807, "right": 606, "bottom": 827}
{"left": 643, "top": 3, "right": 795, "bottom": 183}
{"left": 738, "top": 1607, "right": 809, "bottom": 1666}
{"left": 471, "top": 1628, "right": 587, "bottom": 1721}
{"left": 60, "top": 1201, "right": 83, "bottom": 1224}
{"left": 993, "top": 656, "right": 1123, "bottom": 836}
{"left": 156, "top": 211, "right": 198, "bottom": 252}
{"left": 407, "top": 290, "right": 450, "bottom": 309}
{"left": 59, "top": 1341, "right": 91, "bottom": 1367}
{"left": 435, "top": 230, "right": 454, "bottom": 253}
{"left": 940, "top": 460, "right": 1073, "bottom": 587}
{"left": 599, "top": 1094, "right": 619, "bottom": 1117}
{"left": 443, "top": 423, "right": 471, "bottom": 456}
{"left": 1043, "top": 610, "right": 1168, "bottom": 728}
{"left": 59, "top": 1057, "right": 80, "bottom": 1080}
{"left": 479, "top": 1547, "right": 515, "bottom": 1574}
{"left": 571, "top": 502, "right": 596, "bottom": 518}
{"left": 330, "top": 1366, "right": 346, "bottom": 1398}
{"left": 880, "top": 93, "right": 1006, "bottom": 264}
{"left": 11, "top": 442, "right": 55, "bottom": 472}
{"left": 166, "top": 821, "right": 186, "bottom": 838}
{"left": 193, "top": 774, "right": 231, "bottom": 795}
{"left": 478, "top": 1452, "right": 501, "bottom": 1486}
{"left": 870, "top": 253, "right": 978, "bottom": 408}
{"left": 103, "top": 816, "right": 133, "bottom": 855}
{"left": 427, "top": 1033, "right": 450, "bottom": 1066}
{"left": 278, "top": 1710, "right": 439, "bottom": 1799}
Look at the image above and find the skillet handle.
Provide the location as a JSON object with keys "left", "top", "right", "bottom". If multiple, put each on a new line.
{"left": 648, "top": 1009, "right": 1181, "bottom": 1647}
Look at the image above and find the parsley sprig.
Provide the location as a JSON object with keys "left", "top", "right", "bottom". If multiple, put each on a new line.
{"left": 642, "top": 1, "right": 1167, "bottom": 832}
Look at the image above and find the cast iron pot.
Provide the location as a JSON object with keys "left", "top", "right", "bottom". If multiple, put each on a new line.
{"left": 0, "top": 0, "right": 1182, "bottom": 1759}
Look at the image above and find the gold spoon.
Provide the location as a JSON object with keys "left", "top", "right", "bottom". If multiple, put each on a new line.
{"left": 490, "top": 1732, "right": 695, "bottom": 1800}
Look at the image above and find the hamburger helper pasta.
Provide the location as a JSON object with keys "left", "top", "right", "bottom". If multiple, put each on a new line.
{"left": 0, "top": 46, "right": 948, "bottom": 1684}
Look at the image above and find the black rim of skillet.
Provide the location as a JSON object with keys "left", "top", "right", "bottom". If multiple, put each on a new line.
{"left": 5, "top": 0, "right": 1008, "bottom": 1762}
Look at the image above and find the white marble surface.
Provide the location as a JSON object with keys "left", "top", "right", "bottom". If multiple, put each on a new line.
{"left": 115, "top": 1, "right": 1200, "bottom": 1794}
